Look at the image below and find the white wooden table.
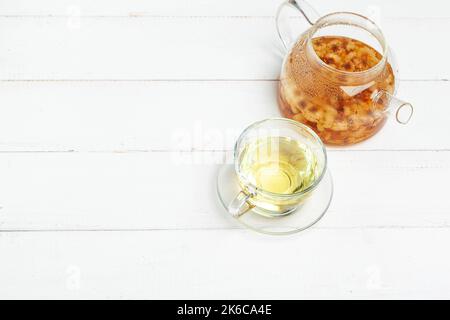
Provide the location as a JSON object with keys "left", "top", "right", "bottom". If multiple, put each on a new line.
{"left": 0, "top": 0, "right": 449, "bottom": 299}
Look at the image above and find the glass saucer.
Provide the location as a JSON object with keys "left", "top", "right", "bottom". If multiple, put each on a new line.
{"left": 217, "top": 164, "right": 333, "bottom": 235}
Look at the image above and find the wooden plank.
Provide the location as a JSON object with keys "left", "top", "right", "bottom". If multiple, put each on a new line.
{"left": 0, "top": 151, "right": 448, "bottom": 231}
{"left": 1, "top": 228, "right": 450, "bottom": 299}
{"left": 0, "top": 80, "right": 443, "bottom": 151}
{"left": 0, "top": 0, "right": 448, "bottom": 18}
{"left": 0, "top": 17, "right": 446, "bottom": 80}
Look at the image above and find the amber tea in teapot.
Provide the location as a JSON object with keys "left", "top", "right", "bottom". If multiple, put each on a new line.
{"left": 279, "top": 35, "right": 395, "bottom": 145}
{"left": 276, "top": 1, "right": 413, "bottom": 145}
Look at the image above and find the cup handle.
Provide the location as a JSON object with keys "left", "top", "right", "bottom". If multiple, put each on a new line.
{"left": 228, "top": 191, "right": 255, "bottom": 218}
{"left": 275, "top": 0, "right": 320, "bottom": 51}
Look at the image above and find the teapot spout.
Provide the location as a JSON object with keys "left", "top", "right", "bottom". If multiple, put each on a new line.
{"left": 373, "top": 90, "right": 413, "bottom": 125}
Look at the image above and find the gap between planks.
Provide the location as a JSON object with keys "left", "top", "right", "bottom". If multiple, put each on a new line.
{"left": 2, "top": 225, "right": 450, "bottom": 233}
{"left": 0, "top": 150, "right": 448, "bottom": 153}
{"left": 0, "top": 15, "right": 449, "bottom": 20}
{"left": 0, "top": 79, "right": 447, "bottom": 82}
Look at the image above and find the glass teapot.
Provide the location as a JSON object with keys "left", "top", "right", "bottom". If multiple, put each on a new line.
{"left": 276, "top": 0, "right": 413, "bottom": 145}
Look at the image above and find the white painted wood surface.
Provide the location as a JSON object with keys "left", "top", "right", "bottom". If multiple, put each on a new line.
{"left": 0, "top": 0, "right": 449, "bottom": 299}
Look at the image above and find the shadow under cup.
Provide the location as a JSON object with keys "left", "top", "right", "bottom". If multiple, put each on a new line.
{"left": 233, "top": 118, "right": 327, "bottom": 217}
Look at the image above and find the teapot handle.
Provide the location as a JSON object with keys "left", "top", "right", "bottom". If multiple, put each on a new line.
{"left": 275, "top": 0, "right": 320, "bottom": 51}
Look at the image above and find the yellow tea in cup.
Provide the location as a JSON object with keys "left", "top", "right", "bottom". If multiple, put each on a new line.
{"left": 238, "top": 136, "right": 318, "bottom": 195}
{"left": 230, "top": 119, "right": 326, "bottom": 217}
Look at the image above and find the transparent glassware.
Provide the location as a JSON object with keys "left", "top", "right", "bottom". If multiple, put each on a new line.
{"left": 217, "top": 118, "right": 333, "bottom": 235}
{"left": 276, "top": 0, "right": 413, "bottom": 145}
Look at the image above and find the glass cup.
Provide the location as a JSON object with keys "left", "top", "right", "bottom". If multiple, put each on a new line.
{"left": 228, "top": 118, "right": 327, "bottom": 218}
